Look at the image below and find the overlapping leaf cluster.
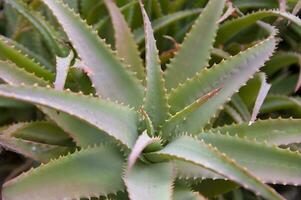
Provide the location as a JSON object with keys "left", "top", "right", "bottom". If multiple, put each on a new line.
{"left": 0, "top": 0, "right": 300, "bottom": 199}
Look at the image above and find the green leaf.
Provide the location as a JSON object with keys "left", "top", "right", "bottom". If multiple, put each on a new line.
{"left": 0, "top": 85, "right": 138, "bottom": 148}
{"left": 263, "top": 52, "right": 301, "bottom": 77}
{"left": 0, "top": 60, "right": 49, "bottom": 86}
{"left": 134, "top": 9, "right": 202, "bottom": 44}
{"left": 199, "top": 132, "right": 301, "bottom": 185}
{"left": 139, "top": 0, "right": 169, "bottom": 129}
{"left": 4, "top": 0, "right": 67, "bottom": 56}
{"left": 162, "top": 88, "right": 221, "bottom": 138}
{"left": 153, "top": 136, "right": 283, "bottom": 200}
{"left": 164, "top": 0, "right": 225, "bottom": 90}
{"left": 127, "top": 132, "right": 161, "bottom": 170}
{"left": 260, "top": 95, "right": 301, "bottom": 114}
{"left": 0, "top": 36, "right": 54, "bottom": 81}
{"left": 42, "top": 0, "right": 143, "bottom": 107}
{"left": 1, "top": 121, "right": 72, "bottom": 146}
{"left": 211, "top": 118, "right": 301, "bottom": 145}
{"left": 167, "top": 23, "right": 276, "bottom": 135}
{"left": 125, "top": 162, "right": 174, "bottom": 200}
{"left": 190, "top": 179, "right": 238, "bottom": 198}
{"left": 216, "top": 9, "right": 301, "bottom": 45}
{"left": 0, "top": 60, "right": 110, "bottom": 147}
{"left": 104, "top": 0, "right": 145, "bottom": 82}
{"left": 2, "top": 145, "right": 125, "bottom": 200}
{"left": 0, "top": 136, "right": 71, "bottom": 163}
{"left": 0, "top": 35, "right": 53, "bottom": 70}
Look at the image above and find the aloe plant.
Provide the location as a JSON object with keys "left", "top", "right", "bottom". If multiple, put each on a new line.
{"left": 0, "top": 0, "right": 301, "bottom": 199}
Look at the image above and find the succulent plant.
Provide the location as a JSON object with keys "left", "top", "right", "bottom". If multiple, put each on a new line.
{"left": 0, "top": 0, "right": 301, "bottom": 199}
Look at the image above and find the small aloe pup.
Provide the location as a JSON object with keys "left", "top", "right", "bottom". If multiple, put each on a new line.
{"left": 1, "top": 0, "right": 301, "bottom": 199}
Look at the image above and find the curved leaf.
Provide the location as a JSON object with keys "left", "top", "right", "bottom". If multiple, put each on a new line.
{"left": 127, "top": 132, "right": 161, "bottom": 171}
{"left": 167, "top": 23, "right": 276, "bottom": 134}
{"left": 0, "top": 85, "right": 138, "bottom": 148}
{"left": 0, "top": 36, "right": 54, "bottom": 81}
{"left": 2, "top": 145, "right": 124, "bottom": 200}
{"left": 199, "top": 132, "right": 301, "bottom": 185}
{"left": 153, "top": 136, "right": 283, "bottom": 200}
{"left": 0, "top": 60, "right": 111, "bottom": 147}
{"left": 43, "top": 0, "right": 143, "bottom": 107}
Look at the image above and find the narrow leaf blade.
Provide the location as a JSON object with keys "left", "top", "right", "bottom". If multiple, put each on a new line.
{"left": 139, "top": 1, "right": 169, "bottom": 129}
{"left": 164, "top": 0, "right": 225, "bottom": 90}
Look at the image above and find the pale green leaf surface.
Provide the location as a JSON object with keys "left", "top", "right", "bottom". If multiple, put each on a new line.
{"left": 0, "top": 36, "right": 54, "bottom": 81}
{"left": 3, "top": 145, "right": 124, "bottom": 200}
{"left": 139, "top": 0, "right": 169, "bottom": 129}
{"left": 125, "top": 162, "right": 174, "bottom": 200}
{"left": 43, "top": 0, "right": 143, "bottom": 107}
{"left": 0, "top": 60, "right": 110, "bottom": 147}
{"left": 199, "top": 132, "right": 301, "bottom": 185}
{"left": 0, "top": 85, "right": 138, "bottom": 148}
{"left": 167, "top": 24, "right": 276, "bottom": 135}
{"left": 154, "top": 136, "right": 283, "bottom": 200}
{"left": 104, "top": 0, "right": 145, "bottom": 82}
{"left": 164, "top": 0, "right": 225, "bottom": 90}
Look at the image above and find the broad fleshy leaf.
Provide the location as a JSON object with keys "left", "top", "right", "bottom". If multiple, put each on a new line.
{"left": 164, "top": 0, "right": 225, "bottom": 90}
{"left": 199, "top": 132, "right": 301, "bottom": 185}
{"left": 0, "top": 85, "right": 138, "bottom": 148}
{"left": 2, "top": 145, "right": 125, "bottom": 200}
{"left": 153, "top": 136, "right": 283, "bottom": 200}
{"left": 167, "top": 23, "right": 276, "bottom": 135}
{"left": 42, "top": 0, "right": 143, "bottom": 107}
{"left": 162, "top": 88, "right": 221, "bottom": 138}
{"left": 0, "top": 60, "right": 110, "bottom": 147}
{"left": 125, "top": 162, "right": 174, "bottom": 200}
